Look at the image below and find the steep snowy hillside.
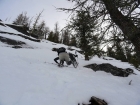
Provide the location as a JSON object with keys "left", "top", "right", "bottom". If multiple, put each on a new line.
{"left": 0, "top": 23, "right": 140, "bottom": 105}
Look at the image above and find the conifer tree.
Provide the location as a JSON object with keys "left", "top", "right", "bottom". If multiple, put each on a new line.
{"left": 62, "top": 29, "right": 70, "bottom": 45}
{"left": 69, "top": 36, "right": 77, "bottom": 47}
{"left": 13, "top": 12, "right": 29, "bottom": 27}
{"left": 115, "top": 44, "right": 127, "bottom": 62}
{"left": 106, "top": 46, "right": 115, "bottom": 58}
{"left": 47, "top": 31, "right": 54, "bottom": 42}
{"left": 36, "top": 20, "right": 45, "bottom": 38}
{"left": 69, "top": 10, "right": 97, "bottom": 60}
{"left": 36, "top": 20, "right": 49, "bottom": 39}
{"left": 53, "top": 22, "right": 60, "bottom": 43}
{"left": 59, "top": 0, "right": 140, "bottom": 67}
{"left": 29, "top": 10, "right": 44, "bottom": 39}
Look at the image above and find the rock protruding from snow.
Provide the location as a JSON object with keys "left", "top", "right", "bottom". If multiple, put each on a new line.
{"left": 80, "top": 96, "right": 107, "bottom": 105}
{"left": 84, "top": 63, "right": 134, "bottom": 77}
{"left": 0, "top": 36, "right": 33, "bottom": 49}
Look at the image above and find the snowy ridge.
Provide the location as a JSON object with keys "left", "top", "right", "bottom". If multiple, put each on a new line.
{"left": 0, "top": 22, "right": 40, "bottom": 42}
{"left": 0, "top": 23, "right": 140, "bottom": 105}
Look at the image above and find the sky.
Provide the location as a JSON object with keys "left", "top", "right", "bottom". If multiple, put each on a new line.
{"left": 0, "top": 0, "right": 74, "bottom": 30}
{"left": 0, "top": 23, "right": 140, "bottom": 105}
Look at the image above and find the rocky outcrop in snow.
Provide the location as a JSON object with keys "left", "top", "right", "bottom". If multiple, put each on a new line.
{"left": 84, "top": 63, "right": 134, "bottom": 77}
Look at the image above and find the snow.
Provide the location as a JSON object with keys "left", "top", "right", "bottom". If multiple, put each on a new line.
{"left": 0, "top": 24, "right": 140, "bottom": 105}
{"left": 0, "top": 24, "right": 23, "bottom": 35}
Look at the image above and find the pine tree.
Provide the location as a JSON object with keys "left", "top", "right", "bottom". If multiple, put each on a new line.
{"left": 62, "top": 29, "right": 70, "bottom": 45}
{"left": 69, "top": 10, "right": 97, "bottom": 60}
{"left": 69, "top": 36, "right": 77, "bottom": 47}
{"left": 59, "top": 0, "right": 140, "bottom": 65}
{"left": 47, "top": 31, "right": 54, "bottom": 42}
{"left": 106, "top": 46, "right": 115, "bottom": 58}
{"left": 53, "top": 33, "right": 59, "bottom": 43}
{"left": 44, "top": 27, "right": 50, "bottom": 39}
{"left": 115, "top": 44, "right": 127, "bottom": 62}
{"left": 36, "top": 20, "right": 45, "bottom": 38}
{"left": 13, "top": 12, "right": 29, "bottom": 27}
{"left": 30, "top": 10, "right": 44, "bottom": 38}
{"left": 53, "top": 22, "right": 60, "bottom": 43}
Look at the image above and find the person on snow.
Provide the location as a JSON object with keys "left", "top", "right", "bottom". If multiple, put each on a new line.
{"left": 52, "top": 47, "right": 78, "bottom": 66}
{"left": 52, "top": 47, "right": 72, "bottom": 66}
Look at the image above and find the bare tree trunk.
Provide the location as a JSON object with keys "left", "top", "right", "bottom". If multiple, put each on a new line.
{"left": 32, "top": 10, "right": 44, "bottom": 32}
{"left": 102, "top": 0, "right": 140, "bottom": 60}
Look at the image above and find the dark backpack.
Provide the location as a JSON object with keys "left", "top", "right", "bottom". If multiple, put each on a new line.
{"left": 58, "top": 47, "right": 66, "bottom": 53}
{"left": 69, "top": 53, "right": 76, "bottom": 61}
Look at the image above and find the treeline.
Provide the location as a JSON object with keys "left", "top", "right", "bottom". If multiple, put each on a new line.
{"left": 58, "top": 0, "right": 140, "bottom": 69}
{"left": 12, "top": 11, "right": 77, "bottom": 46}
{"left": 12, "top": 6, "right": 140, "bottom": 69}
{"left": 13, "top": 11, "right": 49, "bottom": 39}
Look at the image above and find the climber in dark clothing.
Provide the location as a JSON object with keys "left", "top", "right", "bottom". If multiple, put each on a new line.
{"left": 54, "top": 57, "right": 59, "bottom": 64}
{"left": 52, "top": 48, "right": 61, "bottom": 64}
{"left": 52, "top": 47, "right": 78, "bottom": 66}
{"left": 52, "top": 47, "right": 71, "bottom": 66}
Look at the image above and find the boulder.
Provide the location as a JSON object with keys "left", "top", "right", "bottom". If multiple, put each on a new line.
{"left": 79, "top": 96, "right": 107, "bottom": 105}
{"left": 84, "top": 63, "right": 134, "bottom": 77}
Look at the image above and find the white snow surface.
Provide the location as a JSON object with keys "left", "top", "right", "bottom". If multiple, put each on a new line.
{"left": 0, "top": 24, "right": 140, "bottom": 105}
{"left": 0, "top": 24, "right": 23, "bottom": 35}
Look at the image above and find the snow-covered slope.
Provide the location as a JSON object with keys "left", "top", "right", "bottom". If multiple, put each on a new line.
{"left": 0, "top": 24, "right": 140, "bottom": 105}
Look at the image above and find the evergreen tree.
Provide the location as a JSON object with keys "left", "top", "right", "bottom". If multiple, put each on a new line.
{"left": 32, "top": 10, "right": 43, "bottom": 32}
{"left": 60, "top": 0, "right": 140, "bottom": 67}
{"left": 62, "top": 29, "right": 70, "bottom": 45}
{"left": 30, "top": 10, "right": 44, "bottom": 38}
{"left": 13, "top": 12, "right": 29, "bottom": 27}
{"left": 13, "top": 11, "right": 50, "bottom": 39}
{"left": 53, "top": 22, "right": 60, "bottom": 43}
{"left": 36, "top": 20, "right": 45, "bottom": 38}
{"left": 47, "top": 31, "right": 54, "bottom": 42}
{"left": 69, "top": 10, "right": 97, "bottom": 60}
{"left": 115, "top": 44, "right": 127, "bottom": 62}
{"left": 69, "top": 36, "right": 77, "bottom": 47}
{"left": 124, "top": 44, "right": 140, "bottom": 68}
{"left": 36, "top": 20, "right": 49, "bottom": 39}
{"left": 53, "top": 33, "right": 59, "bottom": 43}
{"left": 106, "top": 46, "right": 116, "bottom": 59}
{"left": 44, "top": 27, "right": 50, "bottom": 39}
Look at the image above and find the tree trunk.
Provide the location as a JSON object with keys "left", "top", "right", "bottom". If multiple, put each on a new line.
{"left": 102, "top": 0, "right": 140, "bottom": 61}
{"left": 85, "top": 54, "right": 89, "bottom": 60}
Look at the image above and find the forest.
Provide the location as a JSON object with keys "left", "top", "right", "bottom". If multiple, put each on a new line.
{"left": 12, "top": 0, "right": 140, "bottom": 69}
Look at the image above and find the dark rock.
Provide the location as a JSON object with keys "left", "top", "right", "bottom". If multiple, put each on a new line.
{"left": 52, "top": 47, "right": 58, "bottom": 51}
{"left": 125, "top": 68, "right": 134, "bottom": 73}
{"left": 84, "top": 63, "right": 134, "bottom": 77}
{"left": 0, "top": 22, "right": 6, "bottom": 27}
{"left": 6, "top": 24, "right": 29, "bottom": 36}
{"left": 12, "top": 45, "right": 22, "bottom": 49}
{"left": 81, "top": 96, "right": 107, "bottom": 105}
{"left": 89, "top": 96, "right": 107, "bottom": 105}
{"left": 0, "top": 31, "right": 40, "bottom": 42}
{"left": 0, "top": 23, "right": 40, "bottom": 42}
{"left": 0, "top": 36, "right": 33, "bottom": 49}
{"left": 0, "top": 36, "right": 25, "bottom": 46}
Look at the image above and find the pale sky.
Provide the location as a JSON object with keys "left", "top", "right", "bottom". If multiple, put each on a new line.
{"left": 0, "top": 0, "right": 73, "bottom": 30}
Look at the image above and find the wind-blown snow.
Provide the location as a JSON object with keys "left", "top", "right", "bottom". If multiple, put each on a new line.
{"left": 0, "top": 24, "right": 140, "bottom": 105}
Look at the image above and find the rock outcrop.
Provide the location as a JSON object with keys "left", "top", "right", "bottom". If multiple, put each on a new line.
{"left": 84, "top": 63, "right": 134, "bottom": 77}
